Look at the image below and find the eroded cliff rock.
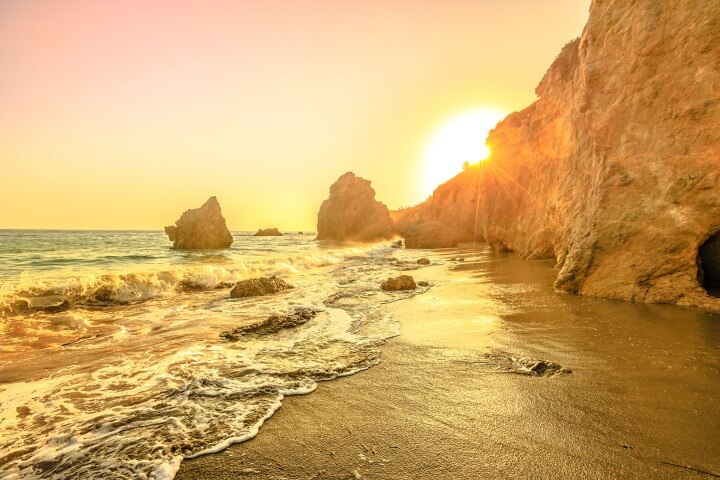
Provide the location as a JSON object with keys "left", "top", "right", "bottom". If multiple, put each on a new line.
{"left": 394, "top": 0, "right": 720, "bottom": 311}
{"left": 165, "top": 196, "right": 233, "bottom": 249}
{"left": 317, "top": 172, "right": 396, "bottom": 242}
{"left": 395, "top": 220, "right": 470, "bottom": 249}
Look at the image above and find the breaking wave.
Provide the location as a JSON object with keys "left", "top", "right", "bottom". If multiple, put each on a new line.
{"left": 0, "top": 234, "right": 427, "bottom": 479}
{"left": 0, "top": 247, "right": 392, "bottom": 316}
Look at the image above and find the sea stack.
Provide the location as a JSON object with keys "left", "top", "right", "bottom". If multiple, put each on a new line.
{"left": 317, "top": 172, "right": 396, "bottom": 242}
{"left": 393, "top": 0, "right": 720, "bottom": 312}
{"left": 165, "top": 196, "right": 233, "bottom": 249}
{"left": 254, "top": 228, "right": 283, "bottom": 237}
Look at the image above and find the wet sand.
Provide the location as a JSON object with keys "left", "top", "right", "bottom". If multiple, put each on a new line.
{"left": 177, "top": 250, "right": 720, "bottom": 480}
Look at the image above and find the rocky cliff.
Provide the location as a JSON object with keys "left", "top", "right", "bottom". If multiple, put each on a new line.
{"left": 394, "top": 0, "right": 720, "bottom": 311}
{"left": 317, "top": 172, "right": 396, "bottom": 242}
{"left": 165, "top": 196, "right": 234, "bottom": 249}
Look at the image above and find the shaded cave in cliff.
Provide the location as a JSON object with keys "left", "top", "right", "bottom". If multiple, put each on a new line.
{"left": 698, "top": 233, "right": 720, "bottom": 297}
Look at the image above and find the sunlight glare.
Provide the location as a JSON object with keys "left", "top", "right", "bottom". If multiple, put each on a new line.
{"left": 420, "top": 109, "right": 505, "bottom": 198}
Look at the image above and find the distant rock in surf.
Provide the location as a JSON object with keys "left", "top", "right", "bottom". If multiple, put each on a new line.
{"left": 254, "top": 228, "right": 283, "bottom": 237}
{"left": 417, "top": 258, "right": 430, "bottom": 265}
{"left": 317, "top": 172, "right": 396, "bottom": 242}
{"left": 381, "top": 275, "right": 416, "bottom": 291}
{"left": 165, "top": 196, "right": 233, "bottom": 249}
{"left": 230, "top": 276, "right": 294, "bottom": 298}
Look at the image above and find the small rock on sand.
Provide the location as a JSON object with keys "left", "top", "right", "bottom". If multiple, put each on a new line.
{"left": 381, "top": 275, "right": 416, "bottom": 291}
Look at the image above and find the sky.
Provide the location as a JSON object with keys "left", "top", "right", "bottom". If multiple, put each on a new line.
{"left": 0, "top": 0, "right": 590, "bottom": 230}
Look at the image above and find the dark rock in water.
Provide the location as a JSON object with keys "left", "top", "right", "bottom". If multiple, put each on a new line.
{"left": 221, "top": 308, "right": 317, "bottom": 340}
{"left": 381, "top": 275, "right": 416, "bottom": 291}
{"left": 417, "top": 281, "right": 430, "bottom": 287}
{"left": 165, "top": 196, "right": 233, "bottom": 249}
{"left": 460, "top": 353, "right": 571, "bottom": 378}
{"left": 391, "top": 240, "right": 403, "bottom": 248}
{"left": 517, "top": 358, "right": 572, "bottom": 377}
{"left": 316, "top": 172, "right": 396, "bottom": 242}
{"left": 417, "top": 258, "right": 430, "bottom": 265}
{"left": 298, "top": 231, "right": 304, "bottom": 235}
{"left": 230, "top": 277, "right": 294, "bottom": 298}
{"left": 254, "top": 228, "right": 283, "bottom": 237}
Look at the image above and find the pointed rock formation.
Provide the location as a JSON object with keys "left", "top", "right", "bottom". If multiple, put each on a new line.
{"left": 394, "top": 0, "right": 720, "bottom": 312}
{"left": 165, "top": 196, "right": 233, "bottom": 249}
{"left": 317, "top": 172, "right": 396, "bottom": 242}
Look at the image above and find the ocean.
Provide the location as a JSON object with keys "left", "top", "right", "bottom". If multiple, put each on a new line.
{"left": 0, "top": 230, "right": 422, "bottom": 479}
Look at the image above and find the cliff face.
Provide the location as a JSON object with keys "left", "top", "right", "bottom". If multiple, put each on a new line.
{"left": 317, "top": 172, "right": 396, "bottom": 242}
{"left": 395, "top": 0, "right": 720, "bottom": 311}
{"left": 165, "top": 196, "right": 234, "bottom": 249}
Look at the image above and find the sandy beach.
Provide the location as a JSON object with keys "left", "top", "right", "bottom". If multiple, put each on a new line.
{"left": 177, "top": 250, "right": 720, "bottom": 480}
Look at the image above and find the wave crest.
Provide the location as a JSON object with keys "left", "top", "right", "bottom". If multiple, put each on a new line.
{"left": 0, "top": 249, "right": 383, "bottom": 316}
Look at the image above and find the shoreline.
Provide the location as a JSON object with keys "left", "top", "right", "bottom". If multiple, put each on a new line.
{"left": 177, "top": 252, "right": 720, "bottom": 480}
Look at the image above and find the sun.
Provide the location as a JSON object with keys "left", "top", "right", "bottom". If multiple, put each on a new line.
{"left": 420, "top": 108, "right": 506, "bottom": 197}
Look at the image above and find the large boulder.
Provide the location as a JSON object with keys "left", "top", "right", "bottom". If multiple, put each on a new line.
{"left": 254, "top": 228, "right": 283, "bottom": 237}
{"left": 398, "top": 221, "right": 469, "bottom": 249}
{"left": 230, "top": 277, "right": 294, "bottom": 298}
{"left": 391, "top": 0, "right": 720, "bottom": 312}
{"left": 165, "top": 197, "right": 233, "bottom": 249}
{"left": 317, "top": 172, "right": 396, "bottom": 242}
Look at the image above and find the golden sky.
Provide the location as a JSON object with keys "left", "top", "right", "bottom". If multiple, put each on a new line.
{"left": 0, "top": 0, "right": 590, "bottom": 230}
